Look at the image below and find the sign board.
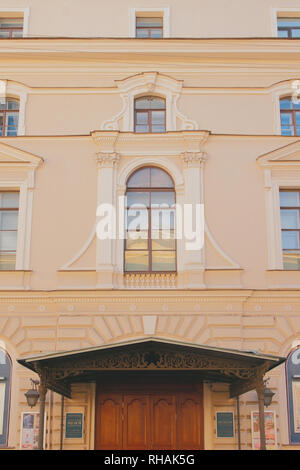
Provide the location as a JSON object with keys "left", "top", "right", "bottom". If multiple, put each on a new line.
{"left": 65, "top": 412, "right": 84, "bottom": 439}
{"left": 251, "top": 410, "right": 277, "bottom": 450}
{"left": 20, "top": 412, "right": 46, "bottom": 450}
{"left": 216, "top": 411, "right": 235, "bottom": 438}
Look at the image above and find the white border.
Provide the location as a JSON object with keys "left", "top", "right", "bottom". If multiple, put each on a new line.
{"left": 129, "top": 7, "right": 170, "bottom": 38}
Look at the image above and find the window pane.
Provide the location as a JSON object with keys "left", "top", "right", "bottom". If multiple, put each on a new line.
{"left": 282, "top": 231, "right": 300, "bottom": 249}
{"left": 136, "top": 18, "right": 163, "bottom": 27}
{"left": 152, "top": 251, "right": 176, "bottom": 271}
{"left": 135, "top": 97, "right": 151, "bottom": 109}
{"left": 136, "top": 112, "right": 148, "bottom": 124}
{"left": 0, "top": 192, "right": 19, "bottom": 208}
{"left": 12, "top": 31, "right": 23, "bottom": 38}
{"left": 136, "top": 28, "right": 149, "bottom": 38}
{"left": 151, "top": 191, "right": 175, "bottom": 205}
{"left": 283, "top": 250, "right": 300, "bottom": 270}
{"left": 281, "top": 113, "right": 293, "bottom": 125}
{"left": 278, "top": 30, "right": 289, "bottom": 38}
{"left": 7, "top": 100, "right": 19, "bottom": 110}
{"left": 0, "top": 31, "right": 9, "bottom": 38}
{"left": 0, "top": 231, "right": 17, "bottom": 251}
{"left": 151, "top": 208, "right": 175, "bottom": 230}
{"left": 6, "top": 113, "right": 18, "bottom": 136}
{"left": 0, "top": 211, "right": 18, "bottom": 230}
{"left": 150, "top": 168, "right": 174, "bottom": 188}
{"left": 135, "top": 124, "right": 149, "bottom": 133}
{"left": 125, "top": 251, "right": 149, "bottom": 271}
{"left": 280, "top": 210, "right": 300, "bottom": 229}
{"left": 150, "top": 29, "right": 163, "bottom": 38}
{"left": 278, "top": 19, "right": 300, "bottom": 27}
{"left": 280, "top": 99, "right": 293, "bottom": 110}
{"left": 280, "top": 191, "right": 300, "bottom": 207}
{"left": 152, "top": 230, "right": 175, "bottom": 250}
{"left": 126, "top": 208, "right": 148, "bottom": 231}
{"left": 126, "top": 192, "right": 149, "bottom": 207}
{"left": 292, "top": 29, "right": 300, "bottom": 38}
{"left": 149, "top": 98, "right": 165, "bottom": 109}
{"left": 127, "top": 168, "right": 151, "bottom": 188}
{"left": 126, "top": 231, "right": 148, "bottom": 250}
{"left": 0, "top": 252, "right": 16, "bottom": 270}
{"left": 151, "top": 110, "right": 164, "bottom": 124}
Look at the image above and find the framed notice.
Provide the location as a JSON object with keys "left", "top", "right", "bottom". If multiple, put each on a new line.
{"left": 20, "top": 412, "right": 46, "bottom": 450}
{"left": 65, "top": 412, "right": 84, "bottom": 439}
{"left": 216, "top": 411, "right": 235, "bottom": 438}
{"left": 251, "top": 410, "right": 277, "bottom": 450}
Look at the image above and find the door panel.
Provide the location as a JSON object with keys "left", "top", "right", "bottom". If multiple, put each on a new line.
{"left": 95, "top": 393, "right": 123, "bottom": 450}
{"left": 123, "top": 395, "right": 150, "bottom": 450}
{"left": 152, "top": 395, "right": 176, "bottom": 449}
{"left": 176, "top": 393, "right": 203, "bottom": 449}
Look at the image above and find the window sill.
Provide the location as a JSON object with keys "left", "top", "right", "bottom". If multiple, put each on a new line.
{"left": 266, "top": 269, "right": 300, "bottom": 288}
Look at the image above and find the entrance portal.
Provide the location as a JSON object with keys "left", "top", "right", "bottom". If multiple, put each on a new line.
{"left": 95, "top": 378, "right": 204, "bottom": 450}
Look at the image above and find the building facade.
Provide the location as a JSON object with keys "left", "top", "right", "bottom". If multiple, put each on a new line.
{"left": 0, "top": 0, "right": 300, "bottom": 450}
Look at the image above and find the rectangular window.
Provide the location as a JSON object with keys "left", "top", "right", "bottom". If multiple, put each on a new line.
{"left": 0, "top": 17, "right": 23, "bottom": 38}
{"left": 277, "top": 18, "right": 300, "bottom": 38}
{"left": 0, "top": 191, "right": 19, "bottom": 270}
{"left": 136, "top": 17, "right": 163, "bottom": 38}
{"left": 280, "top": 190, "right": 300, "bottom": 269}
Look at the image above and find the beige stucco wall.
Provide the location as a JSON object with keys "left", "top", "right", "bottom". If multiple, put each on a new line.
{"left": 1, "top": 0, "right": 300, "bottom": 451}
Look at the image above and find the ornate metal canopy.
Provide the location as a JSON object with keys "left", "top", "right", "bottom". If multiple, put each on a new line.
{"left": 18, "top": 337, "right": 285, "bottom": 399}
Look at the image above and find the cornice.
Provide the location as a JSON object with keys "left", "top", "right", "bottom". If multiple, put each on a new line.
{"left": 0, "top": 38, "right": 300, "bottom": 61}
{"left": 91, "top": 130, "right": 210, "bottom": 156}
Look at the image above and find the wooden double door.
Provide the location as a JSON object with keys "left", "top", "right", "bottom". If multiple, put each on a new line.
{"left": 95, "top": 380, "right": 204, "bottom": 450}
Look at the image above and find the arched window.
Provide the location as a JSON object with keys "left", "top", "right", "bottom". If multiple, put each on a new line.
{"left": 286, "top": 347, "right": 300, "bottom": 443}
{"left": 124, "top": 166, "right": 176, "bottom": 273}
{"left": 280, "top": 96, "right": 300, "bottom": 136}
{"left": 134, "top": 96, "right": 166, "bottom": 133}
{"left": 0, "top": 349, "right": 11, "bottom": 446}
{"left": 0, "top": 97, "right": 19, "bottom": 136}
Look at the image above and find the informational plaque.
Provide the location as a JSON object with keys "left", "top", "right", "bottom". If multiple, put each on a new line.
{"left": 216, "top": 411, "right": 235, "bottom": 438}
{"left": 65, "top": 413, "right": 84, "bottom": 439}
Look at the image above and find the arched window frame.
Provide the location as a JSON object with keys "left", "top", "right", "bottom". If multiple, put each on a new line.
{"left": 124, "top": 166, "right": 177, "bottom": 273}
{"left": 134, "top": 95, "right": 166, "bottom": 133}
{"left": 0, "top": 348, "right": 12, "bottom": 447}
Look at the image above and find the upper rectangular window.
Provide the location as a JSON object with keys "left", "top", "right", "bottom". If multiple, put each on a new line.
{"left": 277, "top": 18, "right": 300, "bottom": 38}
{"left": 280, "top": 190, "right": 300, "bottom": 270}
{"left": 136, "top": 17, "right": 163, "bottom": 38}
{"left": 0, "top": 191, "right": 19, "bottom": 270}
{"left": 280, "top": 97, "right": 300, "bottom": 136}
{"left": 0, "top": 17, "right": 23, "bottom": 38}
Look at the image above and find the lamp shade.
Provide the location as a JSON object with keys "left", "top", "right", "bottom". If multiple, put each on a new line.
{"left": 263, "top": 387, "right": 275, "bottom": 407}
{"left": 25, "top": 388, "right": 40, "bottom": 408}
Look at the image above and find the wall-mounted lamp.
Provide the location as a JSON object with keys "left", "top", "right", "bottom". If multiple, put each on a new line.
{"left": 263, "top": 378, "right": 275, "bottom": 407}
{"left": 25, "top": 379, "right": 40, "bottom": 408}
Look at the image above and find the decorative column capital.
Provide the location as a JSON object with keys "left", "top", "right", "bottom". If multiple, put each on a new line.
{"left": 96, "top": 152, "right": 120, "bottom": 168}
{"left": 181, "top": 151, "right": 207, "bottom": 168}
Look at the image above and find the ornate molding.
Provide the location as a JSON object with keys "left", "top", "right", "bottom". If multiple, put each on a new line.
{"left": 181, "top": 151, "right": 207, "bottom": 167}
{"left": 96, "top": 152, "right": 120, "bottom": 168}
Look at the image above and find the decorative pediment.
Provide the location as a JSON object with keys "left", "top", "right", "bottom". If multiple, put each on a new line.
{"left": 257, "top": 140, "right": 300, "bottom": 168}
{"left": 100, "top": 72, "right": 198, "bottom": 132}
{"left": 0, "top": 142, "right": 43, "bottom": 167}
